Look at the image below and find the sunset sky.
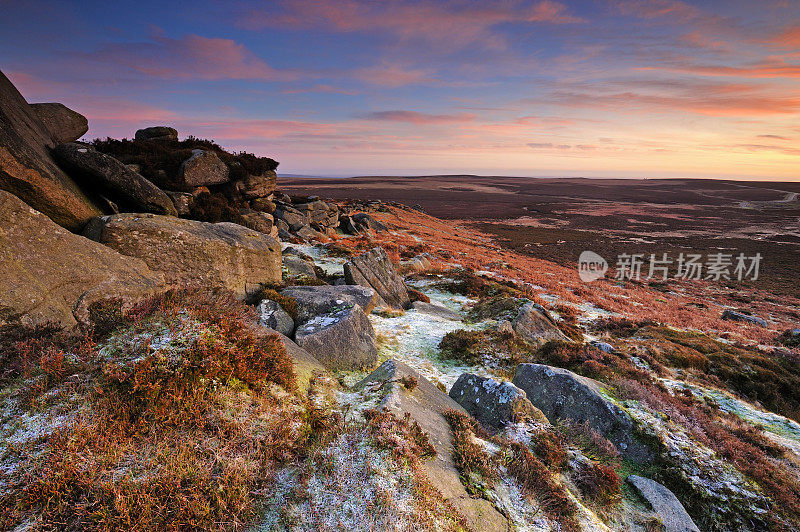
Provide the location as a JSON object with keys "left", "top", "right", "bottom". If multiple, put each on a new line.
{"left": 2, "top": 0, "right": 799, "bottom": 179}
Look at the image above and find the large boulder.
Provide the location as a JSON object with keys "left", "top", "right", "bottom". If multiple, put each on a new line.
{"left": 449, "top": 373, "right": 547, "bottom": 432}
{"left": 134, "top": 126, "right": 178, "bottom": 142}
{"left": 412, "top": 301, "right": 461, "bottom": 321}
{"left": 0, "top": 71, "right": 101, "bottom": 230}
{"left": 30, "top": 103, "right": 88, "bottom": 143}
{"left": 83, "top": 213, "right": 281, "bottom": 299}
{"left": 294, "top": 306, "right": 377, "bottom": 370}
{"left": 237, "top": 171, "right": 277, "bottom": 199}
{"left": 344, "top": 246, "right": 411, "bottom": 310}
{"left": 0, "top": 190, "right": 164, "bottom": 328}
{"left": 274, "top": 204, "right": 307, "bottom": 231}
{"left": 257, "top": 299, "right": 295, "bottom": 337}
{"left": 513, "top": 363, "right": 654, "bottom": 463}
{"left": 283, "top": 254, "right": 317, "bottom": 279}
{"left": 627, "top": 476, "right": 700, "bottom": 532}
{"left": 295, "top": 200, "right": 339, "bottom": 231}
{"left": 281, "top": 285, "right": 377, "bottom": 322}
{"left": 53, "top": 142, "right": 177, "bottom": 216}
{"left": 179, "top": 149, "right": 230, "bottom": 187}
{"left": 512, "top": 302, "right": 571, "bottom": 345}
{"left": 239, "top": 209, "right": 275, "bottom": 236}
{"left": 356, "top": 361, "right": 509, "bottom": 532}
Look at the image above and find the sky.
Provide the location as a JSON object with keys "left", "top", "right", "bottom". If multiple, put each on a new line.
{"left": 1, "top": 0, "right": 799, "bottom": 180}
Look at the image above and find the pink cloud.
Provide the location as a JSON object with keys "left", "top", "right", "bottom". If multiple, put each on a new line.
{"left": 83, "top": 31, "right": 298, "bottom": 82}
{"left": 362, "top": 110, "right": 476, "bottom": 124}
{"left": 613, "top": 0, "right": 702, "bottom": 20}
{"left": 352, "top": 63, "right": 437, "bottom": 87}
{"left": 640, "top": 61, "right": 800, "bottom": 79}
{"left": 281, "top": 84, "right": 360, "bottom": 95}
{"left": 527, "top": 1, "right": 585, "bottom": 23}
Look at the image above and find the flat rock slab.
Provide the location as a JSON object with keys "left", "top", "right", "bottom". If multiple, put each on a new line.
{"left": 449, "top": 373, "right": 547, "bottom": 432}
{"left": 0, "top": 190, "right": 165, "bottom": 328}
{"left": 53, "top": 142, "right": 177, "bottom": 216}
{"left": 281, "top": 285, "right": 377, "bottom": 322}
{"left": 30, "top": 102, "right": 88, "bottom": 144}
{"left": 513, "top": 363, "right": 655, "bottom": 464}
{"left": 294, "top": 306, "right": 377, "bottom": 371}
{"left": 344, "top": 246, "right": 410, "bottom": 310}
{"left": 356, "top": 361, "right": 509, "bottom": 532}
{"left": 721, "top": 309, "right": 767, "bottom": 327}
{"left": 412, "top": 301, "right": 462, "bottom": 321}
{"left": 273, "top": 331, "right": 331, "bottom": 394}
{"left": 627, "top": 475, "right": 700, "bottom": 532}
{"left": 84, "top": 213, "right": 281, "bottom": 299}
{"left": 180, "top": 149, "right": 230, "bottom": 187}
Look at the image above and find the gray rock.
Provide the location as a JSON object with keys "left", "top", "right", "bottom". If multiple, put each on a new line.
{"left": 283, "top": 254, "right": 317, "bottom": 279}
{"left": 412, "top": 301, "right": 461, "bottom": 321}
{"left": 165, "top": 191, "right": 193, "bottom": 216}
{"left": 257, "top": 299, "right": 295, "bottom": 337}
{"left": 30, "top": 102, "right": 88, "bottom": 143}
{"left": 294, "top": 306, "right": 377, "bottom": 370}
{"left": 83, "top": 213, "right": 281, "bottom": 299}
{"left": 449, "top": 373, "right": 547, "bottom": 432}
{"left": 356, "top": 361, "right": 509, "bottom": 532}
{"left": 513, "top": 363, "right": 655, "bottom": 463}
{"left": 0, "top": 190, "right": 164, "bottom": 329}
{"left": 627, "top": 475, "right": 700, "bottom": 532}
{"left": 274, "top": 205, "right": 307, "bottom": 231}
{"left": 590, "top": 340, "right": 616, "bottom": 353}
{"left": 512, "top": 302, "right": 571, "bottom": 346}
{"left": 0, "top": 71, "right": 101, "bottom": 230}
{"left": 134, "top": 126, "right": 178, "bottom": 142}
{"left": 352, "top": 212, "right": 387, "bottom": 232}
{"left": 180, "top": 149, "right": 229, "bottom": 187}
{"left": 295, "top": 224, "right": 325, "bottom": 241}
{"left": 721, "top": 309, "right": 767, "bottom": 327}
{"left": 281, "top": 285, "right": 377, "bottom": 322}
{"left": 344, "top": 246, "right": 411, "bottom": 310}
{"left": 53, "top": 142, "right": 177, "bottom": 216}
{"left": 277, "top": 226, "right": 293, "bottom": 241}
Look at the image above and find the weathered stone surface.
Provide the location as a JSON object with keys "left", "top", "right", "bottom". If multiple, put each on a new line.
{"left": 295, "top": 225, "right": 325, "bottom": 241}
{"left": 513, "top": 363, "right": 654, "bottom": 463}
{"left": 239, "top": 171, "right": 277, "bottom": 199}
{"left": 257, "top": 299, "right": 295, "bottom": 337}
{"left": 283, "top": 254, "right": 317, "bottom": 279}
{"left": 30, "top": 103, "right": 88, "bottom": 143}
{"left": 721, "top": 309, "right": 767, "bottom": 327}
{"left": 512, "top": 302, "right": 570, "bottom": 346}
{"left": 344, "top": 246, "right": 410, "bottom": 310}
{"left": 53, "top": 142, "right": 177, "bottom": 216}
{"left": 356, "top": 361, "right": 509, "bottom": 532}
{"left": 84, "top": 213, "right": 281, "bottom": 299}
{"left": 251, "top": 197, "right": 276, "bottom": 213}
{"left": 450, "top": 373, "right": 547, "bottom": 431}
{"left": 352, "top": 212, "right": 387, "bottom": 232}
{"left": 0, "top": 190, "right": 165, "bottom": 328}
{"left": 165, "top": 191, "right": 193, "bottom": 216}
{"left": 239, "top": 209, "right": 274, "bottom": 234}
{"left": 274, "top": 205, "right": 307, "bottom": 231}
{"left": 627, "top": 475, "right": 700, "bottom": 532}
{"left": 273, "top": 332, "right": 330, "bottom": 394}
{"left": 0, "top": 71, "right": 101, "bottom": 230}
{"left": 412, "top": 301, "right": 461, "bottom": 321}
{"left": 179, "top": 149, "right": 230, "bottom": 187}
{"left": 281, "top": 285, "right": 377, "bottom": 322}
{"left": 134, "top": 126, "right": 178, "bottom": 142}
{"left": 294, "top": 306, "right": 377, "bottom": 370}
{"left": 401, "top": 255, "right": 433, "bottom": 273}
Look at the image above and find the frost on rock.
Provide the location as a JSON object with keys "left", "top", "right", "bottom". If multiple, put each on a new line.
{"left": 281, "top": 242, "right": 346, "bottom": 276}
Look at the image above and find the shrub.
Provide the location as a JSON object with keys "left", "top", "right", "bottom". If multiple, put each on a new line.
{"left": 251, "top": 287, "right": 298, "bottom": 320}
{"left": 407, "top": 288, "right": 430, "bottom": 304}
{"left": 572, "top": 460, "right": 621, "bottom": 505}
{"left": 438, "top": 329, "right": 487, "bottom": 364}
{"left": 189, "top": 192, "right": 243, "bottom": 223}
{"left": 442, "top": 409, "right": 497, "bottom": 481}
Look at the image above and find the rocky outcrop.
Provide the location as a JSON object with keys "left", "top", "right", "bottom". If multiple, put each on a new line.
{"left": 721, "top": 309, "right": 767, "bottom": 327}
{"left": 30, "top": 103, "right": 88, "bottom": 143}
{"left": 294, "top": 306, "right": 377, "bottom": 370}
{"left": 273, "top": 197, "right": 340, "bottom": 241}
{"left": 513, "top": 363, "right": 654, "bottom": 463}
{"left": 0, "top": 190, "right": 164, "bottom": 328}
{"left": 237, "top": 171, "right": 277, "bottom": 200}
{"left": 340, "top": 212, "right": 387, "bottom": 235}
{"left": 179, "top": 149, "right": 230, "bottom": 187}
{"left": 83, "top": 213, "right": 281, "bottom": 299}
{"left": 356, "top": 361, "right": 509, "bottom": 532}
{"left": 135, "top": 126, "right": 178, "bottom": 142}
{"left": 296, "top": 200, "right": 339, "bottom": 231}
{"left": 239, "top": 210, "right": 276, "bottom": 236}
{"left": 449, "top": 373, "right": 547, "bottom": 431}
{"left": 512, "top": 302, "right": 570, "bottom": 345}
{"left": 627, "top": 476, "right": 700, "bottom": 532}
{"left": 258, "top": 299, "right": 295, "bottom": 337}
{"left": 281, "top": 285, "right": 377, "bottom": 322}
{"left": 0, "top": 70, "right": 101, "bottom": 230}
{"left": 53, "top": 142, "right": 177, "bottom": 216}
{"left": 344, "top": 247, "right": 411, "bottom": 310}
{"left": 283, "top": 254, "right": 317, "bottom": 279}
